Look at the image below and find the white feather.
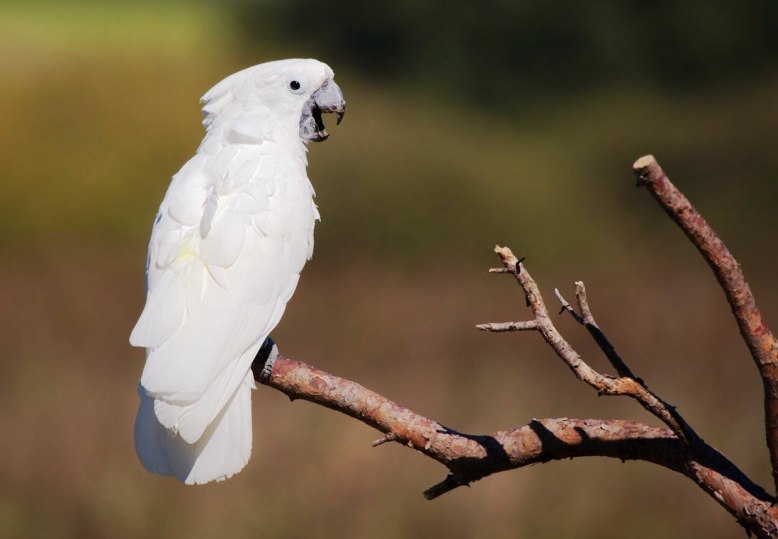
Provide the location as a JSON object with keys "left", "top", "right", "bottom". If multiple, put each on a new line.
{"left": 129, "top": 270, "right": 185, "bottom": 349}
{"left": 135, "top": 371, "right": 254, "bottom": 484}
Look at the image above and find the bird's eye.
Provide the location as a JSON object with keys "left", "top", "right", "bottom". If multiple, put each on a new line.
{"left": 289, "top": 80, "right": 301, "bottom": 91}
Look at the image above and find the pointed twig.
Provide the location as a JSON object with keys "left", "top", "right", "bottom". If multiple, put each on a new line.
{"left": 573, "top": 282, "right": 596, "bottom": 325}
{"left": 554, "top": 288, "right": 584, "bottom": 323}
{"left": 372, "top": 432, "right": 398, "bottom": 447}
{"left": 476, "top": 320, "right": 538, "bottom": 332}
{"left": 556, "top": 284, "right": 640, "bottom": 381}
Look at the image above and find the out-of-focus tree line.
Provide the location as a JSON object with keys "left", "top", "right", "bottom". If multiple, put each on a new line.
{"left": 235, "top": 0, "right": 778, "bottom": 104}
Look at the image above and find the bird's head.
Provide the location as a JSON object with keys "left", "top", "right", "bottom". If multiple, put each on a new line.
{"left": 200, "top": 58, "right": 346, "bottom": 144}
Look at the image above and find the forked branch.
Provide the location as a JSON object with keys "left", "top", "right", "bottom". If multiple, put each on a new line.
{"left": 251, "top": 155, "right": 778, "bottom": 537}
{"left": 555, "top": 282, "right": 639, "bottom": 380}
{"left": 482, "top": 245, "right": 700, "bottom": 447}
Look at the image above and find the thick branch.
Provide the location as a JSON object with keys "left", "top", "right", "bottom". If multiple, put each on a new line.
{"left": 255, "top": 354, "right": 777, "bottom": 536}
{"left": 633, "top": 155, "right": 778, "bottom": 492}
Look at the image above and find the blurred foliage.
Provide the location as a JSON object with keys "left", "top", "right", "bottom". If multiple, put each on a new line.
{"left": 3, "top": 2, "right": 777, "bottom": 269}
{"left": 235, "top": 0, "right": 778, "bottom": 104}
{"left": 2, "top": 1, "right": 778, "bottom": 538}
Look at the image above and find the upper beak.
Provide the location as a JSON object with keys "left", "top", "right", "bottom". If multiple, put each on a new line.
{"left": 316, "top": 79, "right": 346, "bottom": 125}
{"left": 300, "top": 79, "right": 346, "bottom": 142}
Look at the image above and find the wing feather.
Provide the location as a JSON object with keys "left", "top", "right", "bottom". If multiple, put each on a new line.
{"left": 136, "top": 144, "right": 316, "bottom": 406}
{"left": 129, "top": 270, "right": 185, "bottom": 348}
{"left": 200, "top": 210, "right": 248, "bottom": 268}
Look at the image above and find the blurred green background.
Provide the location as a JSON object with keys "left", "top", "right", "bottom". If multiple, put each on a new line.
{"left": 2, "top": 1, "right": 777, "bottom": 537}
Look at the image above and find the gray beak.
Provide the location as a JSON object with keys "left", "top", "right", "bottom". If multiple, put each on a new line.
{"left": 299, "top": 79, "right": 346, "bottom": 142}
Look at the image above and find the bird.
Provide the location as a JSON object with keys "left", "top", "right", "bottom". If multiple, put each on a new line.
{"left": 129, "top": 58, "right": 346, "bottom": 484}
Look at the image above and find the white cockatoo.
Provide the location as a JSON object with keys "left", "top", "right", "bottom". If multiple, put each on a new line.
{"left": 129, "top": 59, "right": 345, "bottom": 484}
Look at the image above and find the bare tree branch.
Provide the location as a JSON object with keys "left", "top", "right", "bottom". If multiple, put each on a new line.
{"left": 490, "top": 245, "right": 700, "bottom": 448}
{"left": 573, "top": 281, "right": 596, "bottom": 324}
{"left": 254, "top": 354, "right": 777, "bottom": 536}
{"left": 556, "top": 283, "right": 640, "bottom": 380}
{"left": 245, "top": 155, "right": 778, "bottom": 537}
{"left": 554, "top": 287, "right": 584, "bottom": 323}
{"left": 633, "top": 155, "right": 778, "bottom": 492}
{"left": 476, "top": 320, "right": 538, "bottom": 332}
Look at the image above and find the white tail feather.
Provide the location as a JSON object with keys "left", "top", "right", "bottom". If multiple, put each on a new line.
{"left": 153, "top": 342, "right": 262, "bottom": 444}
{"left": 134, "top": 371, "right": 253, "bottom": 485}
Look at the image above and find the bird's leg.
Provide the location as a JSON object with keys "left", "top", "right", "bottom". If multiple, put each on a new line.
{"left": 251, "top": 336, "right": 278, "bottom": 383}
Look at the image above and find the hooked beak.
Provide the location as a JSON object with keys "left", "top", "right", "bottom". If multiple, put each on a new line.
{"left": 299, "top": 79, "right": 346, "bottom": 142}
